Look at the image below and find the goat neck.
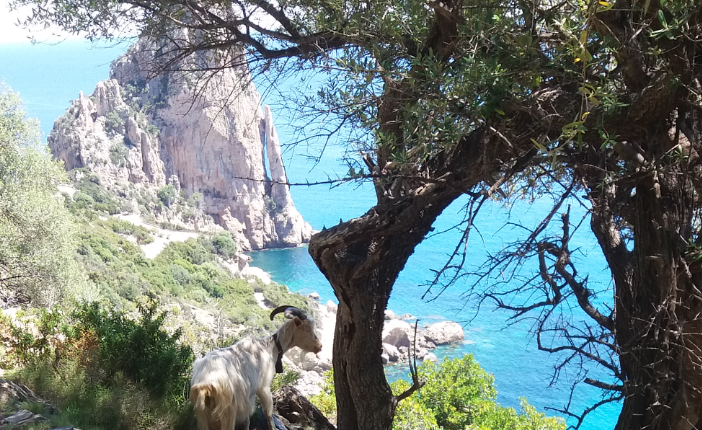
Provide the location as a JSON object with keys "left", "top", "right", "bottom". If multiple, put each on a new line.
{"left": 270, "top": 318, "right": 297, "bottom": 374}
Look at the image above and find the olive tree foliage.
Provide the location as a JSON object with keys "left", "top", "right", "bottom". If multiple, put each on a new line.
{"left": 0, "top": 86, "right": 91, "bottom": 306}
{"left": 13, "top": 0, "right": 702, "bottom": 429}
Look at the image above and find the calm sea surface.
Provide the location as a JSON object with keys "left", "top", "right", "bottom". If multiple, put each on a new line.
{"left": 0, "top": 39, "right": 621, "bottom": 429}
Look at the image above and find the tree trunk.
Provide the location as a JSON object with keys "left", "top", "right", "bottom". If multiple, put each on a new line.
{"left": 308, "top": 186, "right": 464, "bottom": 430}
{"left": 604, "top": 165, "right": 702, "bottom": 430}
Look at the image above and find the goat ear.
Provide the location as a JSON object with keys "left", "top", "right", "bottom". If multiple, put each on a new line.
{"left": 293, "top": 317, "right": 303, "bottom": 327}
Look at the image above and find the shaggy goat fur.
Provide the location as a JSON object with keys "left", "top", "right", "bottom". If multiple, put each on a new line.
{"left": 190, "top": 310, "right": 321, "bottom": 430}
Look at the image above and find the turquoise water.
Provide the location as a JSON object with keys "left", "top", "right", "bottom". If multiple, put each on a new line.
{"left": 0, "top": 40, "right": 621, "bottom": 429}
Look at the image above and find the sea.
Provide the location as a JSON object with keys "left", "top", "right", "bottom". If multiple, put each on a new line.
{"left": 0, "top": 39, "right": 621, "bottom": 429}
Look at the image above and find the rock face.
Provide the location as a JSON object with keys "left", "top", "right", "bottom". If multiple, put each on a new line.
{"left": 48, "top": 39, "right": 312, "bottom": 251}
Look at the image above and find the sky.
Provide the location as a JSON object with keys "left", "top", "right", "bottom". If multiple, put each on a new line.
{"left": 0, "top": 0, "right": 80, "bottom": 44}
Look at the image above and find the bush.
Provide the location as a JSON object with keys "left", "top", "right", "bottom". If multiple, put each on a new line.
{"left": 310, "top": 370, "right": 336, "bottom": 420}
{"left": 5, "top": 302, "right": 195, "bottom": 430}
{"left": 109, "top": 141, "right": 129, "bottom": 167}
{"left": 0, "top": 88, "right": 87, "bottom": 306}
{"left": 210, "top": 231, "right": 237, "bottom": 259}
{"left": 416, "top": 355, "right": 497, "bottom": 430}
{"left": 99, "top": 218, "right": 154, "bottom": 244}
{"left": 157, "top": 184, "right": 177, "bottom": 207}
{"left": 72, "top": 299, "right": 193, "bottom": 400}
{"left": 75, "top": 176, "right": 121, "bottom": 215}
{"left": 104, "top": 110, "right": 124, "bottom": 135}
{"left": 271, "top": 370, "right": 300, "bottom": 393}
{"left": 311, "top": 357, "right": 566, "bottom": 430}
{"left": 392, "top": 380, "right": 440, "bottom": 430}
{"left": 186, "top": 191, "right": 203, "bottom": 208}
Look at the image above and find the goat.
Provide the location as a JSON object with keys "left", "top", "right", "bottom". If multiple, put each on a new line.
{"left": 190, "top": 305, "right": 323, "bottom": 430}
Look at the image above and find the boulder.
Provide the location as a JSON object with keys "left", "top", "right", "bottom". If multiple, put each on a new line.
{"left": 293, "top": 370, "right": 325, "bottom": 397}
{"left": 1, "top": 409, "right": 45, "bottom": 426}
{"left": 424, "top": 321, "right": 464, "bottom": 345}
{"left": 383, "top": 343, "right": 401, "bottom": 363}
{"left": 382, "top": 319, "right": 413, "bottom": 349}
{"left": 272, "top": 386, "right": 336, "bottom": 430}
{"left": 423, "top": 353, "right": 438, "bottom": 363}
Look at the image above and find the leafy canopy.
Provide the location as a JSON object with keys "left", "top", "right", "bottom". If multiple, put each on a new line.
{"left": 0, "top": 85, "right": 89, "bottom": 306}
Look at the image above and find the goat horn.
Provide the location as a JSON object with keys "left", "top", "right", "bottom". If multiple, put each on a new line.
{"left": 269, "top": 305, "right": 307, "bottom": 321}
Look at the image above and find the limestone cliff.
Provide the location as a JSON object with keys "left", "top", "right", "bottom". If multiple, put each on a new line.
{"left": 48, "top": 42, "right": 312, "bottom": 251}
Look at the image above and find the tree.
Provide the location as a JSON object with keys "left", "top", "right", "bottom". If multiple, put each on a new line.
{"left": 0, "top": 85, "right": 89, "bottom": 306}
{"left": 12, "top": 0, "right": 702, "bottom": 428}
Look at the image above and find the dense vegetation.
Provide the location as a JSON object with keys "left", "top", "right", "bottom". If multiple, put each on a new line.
{"left": 0, "top": 87, "right": 88, "bottom": 307}
{"left": 310, "top": 356, "right": 565, "bottom": 430}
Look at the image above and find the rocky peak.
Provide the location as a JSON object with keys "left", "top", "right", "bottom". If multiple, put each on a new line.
{"left": 48, "top": 39, "right": 312, "bottom": 251}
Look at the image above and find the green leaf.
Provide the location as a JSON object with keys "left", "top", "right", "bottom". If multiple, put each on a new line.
{"left": 658, "top": 10, "right": 668, "bottom": 28}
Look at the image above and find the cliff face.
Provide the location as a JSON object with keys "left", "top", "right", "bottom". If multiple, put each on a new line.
{"left": 48, "top": 42, "right": 312, "bottom": 251}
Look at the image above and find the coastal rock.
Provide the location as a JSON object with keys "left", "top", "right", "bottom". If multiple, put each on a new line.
{"left": 383, "top": 343, "right": 401, "bottom": 363}
{"left": 423, "top": 352, "right": 438, "bottom": 363}
{"left": 424, "top": 321, "right": 464, "bottom": 345}
{"left": 382, "top": 319, "right": 414, "bottom": 349}
{"left": 48, "top": 37, "right": 312, "bottom": 251}
{"left": 325, "top": 301, "right": 337, "bottom": 314}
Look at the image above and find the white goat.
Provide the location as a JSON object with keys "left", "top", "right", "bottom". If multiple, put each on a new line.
{"left": 190, "top": 305, "right": 322, "bottom": 430}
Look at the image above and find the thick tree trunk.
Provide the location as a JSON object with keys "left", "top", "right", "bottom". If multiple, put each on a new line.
{"left": 600, "top": 166, "right": 702, "bottom": 430}
{"left": 308, "top": 191, "right": 459, "bottom": 430}
{"left": 307, "top": 127, "right": 497, "bottom": 430}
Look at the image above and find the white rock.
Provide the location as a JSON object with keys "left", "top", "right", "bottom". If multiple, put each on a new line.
{"left": 308, "top": 292, "right": 321, "bottom": 301}
{"left": 382, "top": 319, "right": 412, "bottom": 348}
{"left": 325, "top": 300, "right": 338, "bottom": 314}
{"left": 294, "top": 370, "right": 325, "bottom": 397}
{"left": 383, "top": 343, "right": 400, "bottom": 363}
{"left": 384, "top": 309, "right": 398, "bottom": 320}
{"left": 424, "top": 321, "right": 464, "bottom": 345}
{"left": 423, "top": 353, "right": 438, "bottom": 363}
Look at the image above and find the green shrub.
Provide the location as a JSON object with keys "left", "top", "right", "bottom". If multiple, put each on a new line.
{"left": 310, "top": 370, "right": 337, "bottom": 420}
{"left": 72, "top": 299, "right": 193, "bottom": 400}
{"left": 157, "top": 184, "right": 177, "bottom": 207}
{"left": 392, "top": 380, "right": 440, "bottom": 430}
{"left": 417, "top": 355, "right": 496, "bottom": 430}
{"left": 109, "top": 141, "right": 129, "bottom": 167}
{"left": 104, "top": 110, "right": 124, "bottom": 135}
{"left": 210, "top": 231, "right": 237, "bottom": 259}
{"left": 186, "top": 192, "right": 203, "bottom": 208}
{"left": 74, "top": 191, "right": 95, "bottom": 206}
{"left": 311, "top": 357, "right": 566, "bottom": 430}
{"left": 99, "top": 218, "right": 154, "bottom": 244}
{"left": 5, "top": 302, "right": 194, "bottom": 430}
{"left": 271, "top": 370, "right": 300, "bottom": 393}
{"left": 75, "top": 176, "right": 121, "bottom": 215}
